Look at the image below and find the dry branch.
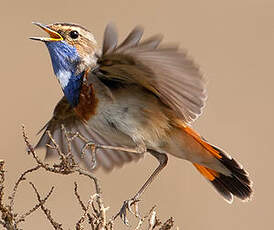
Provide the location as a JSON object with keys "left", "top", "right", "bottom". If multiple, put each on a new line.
{"left": 0, "top": 126, "right": 176, "bottom": 229}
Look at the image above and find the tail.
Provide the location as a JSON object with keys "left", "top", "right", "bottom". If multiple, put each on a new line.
{"left": 184, "top": 126, "right": 253, "bottom": 203}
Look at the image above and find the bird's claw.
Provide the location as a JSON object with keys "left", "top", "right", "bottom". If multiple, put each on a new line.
{"left": 81, "top": 141, "right": 98, "bottom": 169}
{"left": 119, "top": 198, "right": 141, "bottom": 226}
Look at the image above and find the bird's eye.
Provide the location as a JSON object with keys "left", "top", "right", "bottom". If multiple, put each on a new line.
{"left": 69, "top": 30, "right": 79, "bottom": 39}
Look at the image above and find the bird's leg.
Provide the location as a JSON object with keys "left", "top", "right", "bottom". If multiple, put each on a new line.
{"left": 80, "top": 138, "right": 146, "bottom": 169}
{"left": 115, "top": 150, "right": 168, "bottom": 225}
{"left": 94, "top": 143, "right": 146, "bottom": 154}
{"left": 82, "top": 140, "right": 168, "bottom": 225}
{"left": 81, "top": 141, "right": 147, "bottom": 160}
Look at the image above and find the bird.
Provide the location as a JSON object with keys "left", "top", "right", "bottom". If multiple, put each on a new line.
{"left": 31, "top": 22, "right": 253, "bottom": 224}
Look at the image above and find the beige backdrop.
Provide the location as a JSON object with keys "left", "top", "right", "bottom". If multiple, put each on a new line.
{"left": 1, "top": 0, "right": 273, "bottom": 229}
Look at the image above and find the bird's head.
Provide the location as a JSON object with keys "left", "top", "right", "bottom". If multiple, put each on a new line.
{"left": 31, "top": 22, "right": 98, "bottom": 107}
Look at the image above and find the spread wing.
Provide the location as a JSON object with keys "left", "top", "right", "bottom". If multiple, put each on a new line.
{"left": 95, "top": 23, "right": 207, "bottom": 123}
{"left": 36, "top": 24, "right": 206, "bottom": 170}
{"left": 35, "top": 97, "right": 141, "bottom": 171}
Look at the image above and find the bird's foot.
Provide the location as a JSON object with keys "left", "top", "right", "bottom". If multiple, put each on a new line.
{"left": 81, "top": 141, "right": 98, "bottom": 169}
{"left": 119, "top": 197, "right": 141, "bottom": 226}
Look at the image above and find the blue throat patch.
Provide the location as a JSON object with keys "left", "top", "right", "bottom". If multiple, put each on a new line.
{"left": 46, "top": 41, "right": 83, "bottom": 107}
{"left": 63, "top": 72, "right": 84, "bottom": 107}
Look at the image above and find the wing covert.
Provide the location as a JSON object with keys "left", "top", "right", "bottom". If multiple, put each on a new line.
{"left": 97, "top": 24, "right": 207, "bottom": 123}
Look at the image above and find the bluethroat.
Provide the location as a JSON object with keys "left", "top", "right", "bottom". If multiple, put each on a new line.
{"left": 31, "top": 22, "right": 253, "bottom": 224}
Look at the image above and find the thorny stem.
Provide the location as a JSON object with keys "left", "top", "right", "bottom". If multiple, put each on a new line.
{"left": 0, "top": 160, "right": 5, "bottom": 206}
{"left": 9, "top": 165, "right": 41, "bottom": 208}
{"left": 76, "top": 193, "right": 98, "bottom": 230}
{"left": 29, "top": 182, "right": 63, "bottom": 230}
{"left": 74, "top": 182, "right": 94, "bottom": 228}
{"left": 22, "top": 125, "right": 107, "bottom": 228}
{"left": 0, "top": 125, "right": 176, "bottom": 229}
{"left": 16, "top": 183, "right": 55, "bottom": 224}
{"left": 24, "top": 125, "right": 104, "bottom": 208}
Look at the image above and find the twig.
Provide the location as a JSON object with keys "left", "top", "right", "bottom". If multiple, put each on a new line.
{"left": 135, "top": 206, "right": 157, "bottom": 230}
{"left": 74, "top": 182, "right": 94, "bottom": 229}
{"left": 23, "top": 125, "right": 108, "bottom": 228}
{"left": 0, "top": 125, "right": 177, "bottom": 229}
{"left": 9, "top": 165, "right": 41, "bottom": 208}
{"left": 0, "top": 160, "right": 5, "bottom": 208}
{"left": 76, "top": 193, "right": 97, "bottom": 230}
{"left": 29, "top": 182, "right": 62, "bottom": 230}
{"left": 0, "top": 161, "right": 18, "bottom": 230}
{"left": 16, "top": 182, "right": 54, "bottom": 224}
{"left": 159, "top": 217, "right": 174, "bottom": 230}
{"left": 23, "top": 125, "right": 76, "bottom": 175}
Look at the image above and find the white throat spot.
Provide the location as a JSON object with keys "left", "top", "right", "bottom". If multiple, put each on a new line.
{"left": 56, "top": 70, "right": 71, "bottom": 89}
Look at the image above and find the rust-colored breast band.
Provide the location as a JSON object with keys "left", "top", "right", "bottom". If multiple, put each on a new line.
{"left": 74, "top": 71, "right": 98, "bottom": 121}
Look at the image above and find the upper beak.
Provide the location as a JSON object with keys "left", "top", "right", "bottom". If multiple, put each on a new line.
{"left": 30, "top": 22, "right": 63, "bottom": 42}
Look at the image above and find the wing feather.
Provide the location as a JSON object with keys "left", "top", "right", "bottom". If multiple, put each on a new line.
{"left": 137, "top": 34, "right": 163, "bottom": 49}
{"left": 98, "top": 25, "right": 207, "bottom": 123}
{"left": 35, "top": 97, "right": 142, "bottom": 171}
{"left": 116, "top": 25, "right": 144, "bottom": 52}
{"left": 102, "top": 23, "right": 118, "bottom": 55}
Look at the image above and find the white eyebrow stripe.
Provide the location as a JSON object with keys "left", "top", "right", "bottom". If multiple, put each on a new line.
{"left": 53, "top": 25, "right": 97, "bottom": 44}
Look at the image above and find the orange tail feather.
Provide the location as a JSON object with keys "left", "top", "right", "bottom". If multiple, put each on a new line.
{"left": 181, "top": 125, "right": 253, "bottom": 203}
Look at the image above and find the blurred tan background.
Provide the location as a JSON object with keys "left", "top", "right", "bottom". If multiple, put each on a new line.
{"left": 1, "top": 0, "right": 273, "bottom": 229}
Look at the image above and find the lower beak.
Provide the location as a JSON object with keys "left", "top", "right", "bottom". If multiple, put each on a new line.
{"left": 30, "top": 22, "right": 63, "bottom": 42}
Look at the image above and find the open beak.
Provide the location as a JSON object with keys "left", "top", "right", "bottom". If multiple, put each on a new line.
{"left": 30, "top": 22, "right": 63, "bottom": 42}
